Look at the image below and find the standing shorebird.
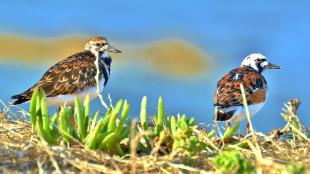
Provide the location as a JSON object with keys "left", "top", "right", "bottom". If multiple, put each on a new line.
{"left": 213, "top": 53, "right": 280, "bottom": 133}
{"left": 11, "top": 36, "right": 121, "bottom": 106}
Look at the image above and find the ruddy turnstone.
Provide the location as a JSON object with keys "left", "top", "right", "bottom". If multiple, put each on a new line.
{"left": 213, "top": 53, "right": 280, "bottom": 133}
{"left": 11, "top": 36, "right": 121, "bottom": 106}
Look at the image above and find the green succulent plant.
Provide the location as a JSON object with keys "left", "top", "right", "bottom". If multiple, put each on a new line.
{"left": 211, "top": 150, "right": 255, "bottom": 174}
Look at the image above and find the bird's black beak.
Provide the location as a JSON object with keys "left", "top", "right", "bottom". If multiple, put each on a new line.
{"left": 265, "top": 63, "right": 281, "bottom": 69}
{"left": 107, "top": 45, "right": 122, "bottom": 53}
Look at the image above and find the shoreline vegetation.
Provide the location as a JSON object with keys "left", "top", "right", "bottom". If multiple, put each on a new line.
{"left": 0, "top": 90, "right": 309, "bottom": 173}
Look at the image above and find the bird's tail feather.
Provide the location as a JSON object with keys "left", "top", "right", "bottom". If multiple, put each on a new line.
{"left": 214, "top": 107, "right": 235, "bottom": 121}
{"left": 11, "top": 94, "right": 30, "bottom": 105}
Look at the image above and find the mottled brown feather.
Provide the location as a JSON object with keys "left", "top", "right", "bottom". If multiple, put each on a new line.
{"left": 12, "top": 50, "right": 110, "bottom": 102}
{"left": 214, "top": 66, "right": 267, "bottom": 108}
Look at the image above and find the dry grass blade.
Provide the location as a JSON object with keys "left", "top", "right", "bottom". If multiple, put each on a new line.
{"left": 239, "top": 84, "right": 255, "bottom": 138}
{"left": 290, "top": 125, "right": 310, "bottom": 142}
{"left": 50, "top": 155, "right": 62, "bottom": 174}
{"left": 240, "top": 84, "right": 262, "bottom": 159}
{"left": 130, "top": 121, "right": 138, "bottom": 174}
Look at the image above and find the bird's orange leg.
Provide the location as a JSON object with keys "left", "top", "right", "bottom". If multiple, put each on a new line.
{"left": 69, "top": 105, "right": 77, "bottom": 129}
{"left": 246, "top": 122, "right": 250, "bottom": 135}
{"left": 226, "top": 121, "right": 231, "bottom": 128}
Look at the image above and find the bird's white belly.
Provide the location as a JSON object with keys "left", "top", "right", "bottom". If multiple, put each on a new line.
{"left": 227, "top": 103, "right": 265, "bottom": 122}
{"left": 46, "top": 79, "right": 105, "bottom": 106}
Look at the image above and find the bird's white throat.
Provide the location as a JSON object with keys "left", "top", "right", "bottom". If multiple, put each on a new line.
{"left": 100, "top": 52, "right": 110, "bottom": 59}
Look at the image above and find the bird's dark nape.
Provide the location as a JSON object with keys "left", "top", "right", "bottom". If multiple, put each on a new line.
{"left": 214, "top": 109, "right": 235, "bottom": 121}
{"left": 11, "top": 95, "right": 29, "bottom": 105}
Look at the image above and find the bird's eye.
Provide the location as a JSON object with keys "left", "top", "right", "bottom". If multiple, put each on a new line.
{"left": 95, "top": 43, "right": 101, "bottom": 47}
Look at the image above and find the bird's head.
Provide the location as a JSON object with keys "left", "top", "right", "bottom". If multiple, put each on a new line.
{"left": 84, "top": 36, "right": 121, "bottom": 56}
{"left": 241, "top": 53, "right": 280, "bottom": 73}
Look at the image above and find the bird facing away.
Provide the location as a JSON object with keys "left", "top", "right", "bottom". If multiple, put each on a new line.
{"left": 213, "top": 53, "right": 280, "bottom": 132}
{"left": 11, "top": 36, "right": 121, "bottom": 106}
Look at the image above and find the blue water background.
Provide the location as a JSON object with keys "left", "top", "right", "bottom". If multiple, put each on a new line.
{"left": 0, "top": 1, "right": 309, "bottom": 132}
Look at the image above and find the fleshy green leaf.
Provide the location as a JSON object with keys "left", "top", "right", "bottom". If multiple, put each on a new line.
{"left": 60, "top": 107, "right": 71, "bottom": 143}
{"left": 40, "top": 92, "right": 51, "bottom": 135}
{"left": 90, "top": 111, "right": 100, "bottom": 131}
{"left": 118, "top": 126, "right": 130, "bottom": 141}
{"left": 170, "top": 116, "right": 177, "bottom": 138}
{"left": 140, "top": 96, "right": 148, "bottom": 130}
{"left": 116, "top": 100, "right": 129, "bottom": 136}
{"left": 189, "top": 117, "right": 195, "bottom": 125}
{"left": 86, "top": 119, "right": 107, "bottom": 149}
{"left": 30, "top": 88, "right": 39, "bottom": 128}
{"left": 36, "top": 117, "right": 57, "bottom": 145}
{"left": 156, "top": 96, "right": 164, "bottom": 133}
{"left": 108, "top": 100, "right": 123, "bottom": 132}
{"left": 84, "top": 95, "right": 90, "bottom": 133}
{"left": 99, "top": 132, "right": 116, "bottom": 151}
{"left": 51, "top": 112, "right": 59, "bottom": 137}
{"left": 75, "top": 96, "right": 86, "bottom": 140}
{"left": 223, "top": 122, "right": 240, "bottom": 139}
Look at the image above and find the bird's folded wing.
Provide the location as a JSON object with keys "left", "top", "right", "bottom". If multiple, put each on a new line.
{"left": 22, "top": 53, "right": 98, "bottom": 99}
{"left": 214, "top": 67, "right": 267, "bottom": 108}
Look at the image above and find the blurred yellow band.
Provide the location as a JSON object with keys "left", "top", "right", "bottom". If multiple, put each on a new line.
{"left": 0, "top": 34, "right": 210, "bottom": 76}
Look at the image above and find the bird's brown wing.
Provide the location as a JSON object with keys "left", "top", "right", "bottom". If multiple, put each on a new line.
{"left": 214, "top": 66, "right": 268, "bottom": 108}
{"left": 11, "top": 51, "right": 105, "bottom": 104}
